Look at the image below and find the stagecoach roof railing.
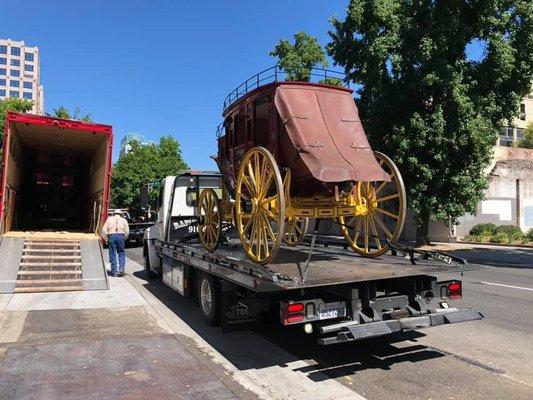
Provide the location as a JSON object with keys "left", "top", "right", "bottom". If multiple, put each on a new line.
{"left": 222, "top": 65, "right": 349, "bottom": 112}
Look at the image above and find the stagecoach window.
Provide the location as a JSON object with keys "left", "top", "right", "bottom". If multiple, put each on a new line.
{"left": 254, "top": 102, "right": 270, "bottom": 147}
{"left": 234, "top": 113, "right": 246, "bottom": 145}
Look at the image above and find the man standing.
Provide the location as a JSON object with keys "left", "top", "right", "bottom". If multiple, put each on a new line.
{"left": 102, "top": 210, "right": 130, "bottom": 277}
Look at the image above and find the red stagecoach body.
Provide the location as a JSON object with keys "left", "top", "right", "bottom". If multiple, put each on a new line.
{"left": 216, "top": 82, "right": 390, "bottom": 197}
{"left": 201, "top": 67, "right": 406, "bottom": 264}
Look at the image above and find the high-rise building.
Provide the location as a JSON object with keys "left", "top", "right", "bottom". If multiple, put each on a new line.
{"left": 119, "top": 133, "right": 156, "bottom": 157}
{"left": 0, "top": 38, "right": 44, "bottom": 115}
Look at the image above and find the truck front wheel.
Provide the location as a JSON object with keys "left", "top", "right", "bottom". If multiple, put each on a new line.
{"left": 144, "top": 242, "right": 160, "bottom": 280}
{"left": 197, "top": 273, "right": 221, "bottom": 325}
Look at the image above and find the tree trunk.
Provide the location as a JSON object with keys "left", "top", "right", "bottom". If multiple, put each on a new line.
{"left": 416, "top": 210, "right": 431, "bottom": 247}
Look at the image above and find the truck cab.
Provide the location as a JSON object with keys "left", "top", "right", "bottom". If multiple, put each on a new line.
{"left": 144, "top": 171, "right": 222, "bottom": 277}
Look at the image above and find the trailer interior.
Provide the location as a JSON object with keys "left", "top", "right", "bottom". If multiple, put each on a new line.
{"left": 2, "top": 118, "right": 110, "bottom": 234}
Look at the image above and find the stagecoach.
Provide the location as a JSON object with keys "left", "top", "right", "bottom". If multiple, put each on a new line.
{"left": 197, "top": 66, "right": 406, "bottom": 264}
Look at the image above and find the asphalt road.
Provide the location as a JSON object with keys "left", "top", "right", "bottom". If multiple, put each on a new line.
{"left": 126, "top": 244, "right": 533, "bottom": 400}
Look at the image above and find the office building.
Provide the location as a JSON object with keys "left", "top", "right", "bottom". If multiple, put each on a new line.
{"left": 119, "top": 133, "right": 156, "bottom": 157}
{"left": 0, "top": 38, "right": 44, "bottom": 115}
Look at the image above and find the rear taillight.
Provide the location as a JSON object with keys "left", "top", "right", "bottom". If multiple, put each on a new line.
{"left": 287, "top": 303, "right": 304, "bottom": 313}
{"left": 448, "top": 281, "right": 462, "bottom": 299}
{"left": 282, "top": 302, "right": 305, "bottom": 325}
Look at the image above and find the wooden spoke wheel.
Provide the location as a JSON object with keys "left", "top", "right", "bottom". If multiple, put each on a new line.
{"left": 235, "top": 147, "right": 285, "bottom": 264}
{"left": 197, "top": 188, "right": 222, "bottom": 252}
{"left": 283, "top": 217, "right": 309, "bottom": 247}
{"left": 339, "top": 151, "right": 406, "bottom": 257}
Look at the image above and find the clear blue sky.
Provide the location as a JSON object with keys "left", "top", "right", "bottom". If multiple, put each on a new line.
{"left": 0, "top": 0, "right": 348, "bottom": 169}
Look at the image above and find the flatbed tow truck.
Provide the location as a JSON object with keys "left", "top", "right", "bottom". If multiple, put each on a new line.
{"left": 144, "top": 171, "right": 483, "bottom": 345}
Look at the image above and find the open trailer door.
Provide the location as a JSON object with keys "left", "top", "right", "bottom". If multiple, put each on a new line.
{"left": 0, "top": 112, "right": 113, "bottom": 293}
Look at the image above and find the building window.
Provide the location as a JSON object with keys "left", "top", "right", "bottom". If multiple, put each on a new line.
{"left": 0, "top": 68, "right": 6, "bottom": 75}
{"left": 0, "top": 89, "right": 5, "bottom": 97}
{"left": 11, "top": 59, "right": 20, "bottom": 67}
{"left": 0, "top": 45, "right": 6, "bottom": 54}
{"left": 24, "top": 64, "right": 34, "bottom": 72}
{"left": 11, "top": 47, "right": 20, "bottom": 56}
{"left": 23, "top": 92, "right": 32, "bottom": 100}
{"left": 517, "top": 128, "right": 525, "bottom": 142}
{"left": 10, "top": 80, "right": 19, "bottom": 88}
{"left": 10, "top": 69, "right": 20, "bottom": 77}
{"left": 23, "top": 81, "right": 32, "bottom": 89}
{"left": 0, "top": 79, "right": 5, "bottom": 86}
{"left": 499, "top": 126, "right": 514, "bottom": 147}
{"left": 0, "top": 57, "right": 6, "bottom": 65}
{"left": 9, "top": 91, "right": 19, "bottom": 98}
{"left": 25, "top": 52, "right": 34, "bottom": 62}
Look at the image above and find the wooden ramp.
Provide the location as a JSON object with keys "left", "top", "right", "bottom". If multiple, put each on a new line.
{"left": 15, "top": 239, "right": 84, "bottom": 293}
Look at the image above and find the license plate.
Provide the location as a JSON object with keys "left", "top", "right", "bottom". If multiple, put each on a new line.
{"left": 318, "top": 303, "right": 346, "bottom": 320}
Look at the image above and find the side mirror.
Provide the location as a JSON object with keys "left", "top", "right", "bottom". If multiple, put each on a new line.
{"left": 140, "top": 183, "right": 150, "bottom": 210}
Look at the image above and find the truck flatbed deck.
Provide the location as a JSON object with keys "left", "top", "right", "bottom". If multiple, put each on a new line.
{"left": 156, "top": 236, "right": 475, "bottom": 292}
{"left": 146, "top": 172, "right": 483, "bottom": 344}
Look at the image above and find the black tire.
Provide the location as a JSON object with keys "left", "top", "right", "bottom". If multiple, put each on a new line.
{"left": 197, "top": 272, "right": 221, "bottom": 325}
{"left": 144, "top": 245, "right": 159, "bottom": 280}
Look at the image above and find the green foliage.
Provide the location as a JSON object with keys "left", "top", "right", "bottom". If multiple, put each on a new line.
{"left": 270, "top": 31, "right": 328, "bottom": 81}
{"left": 48, "top": 106, "right": 92, "bottom": 122}
{"left": 319, "top": 76, "right": 344, "bottom": 87}
{"left": 519, "top": 122, "right": 533, "bottom": 149}
{"left": 489, "top": 232, "right": 511, "bottom": 244}
{"left": 0, "top": 98, "right": 33, "bottom": 139}
{"left": 466, "top": 224, "right": 527, "bottom": 243}
{"left": 328, "top": 1, "right": 533, "bottom": 244}
{"left": 494, "top": 225, "right": 525, "bottom": 241}
{"left": 469, "top": 223, "right": 498, "bottom": 237}
{"left": 111, "top": 136, "right": 188, "bottom": 215}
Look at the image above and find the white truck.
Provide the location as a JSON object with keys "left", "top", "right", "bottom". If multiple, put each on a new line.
{"left": 143, "top": 171, "right": 482, "bottom": 344}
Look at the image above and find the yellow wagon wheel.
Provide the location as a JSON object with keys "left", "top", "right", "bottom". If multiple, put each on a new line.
{"left": 235, "top": 147, "right": 285, "bottom": 264}
{"left": 283, "top": 217, "right": 309, "bottom": 247}
{"left": 197, "top": 188, "right": 222, "bottom": 252}
{"left": 339, "top": 151, "right": 406, "bottom": 257}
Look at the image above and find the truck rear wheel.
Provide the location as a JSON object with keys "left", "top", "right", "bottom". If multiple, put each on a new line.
{"left": 197, "top": 272, "right": 221, "bottom": 325}
{"left": 144, "top": 243, "right": 160, "bottom": 280}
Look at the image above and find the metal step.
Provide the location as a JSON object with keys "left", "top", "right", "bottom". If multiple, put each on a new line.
{"left": 15, "top": 239, "right": 84, "bottom": 293}
{"left": 18, "top": 270, "right": 81, "bottom": 276}
{"left": 25, "top": 241, "right": 80, "bottom": 246}
{"left": 20, "top": 262, "right": 82, "bottom": 267}
{"left": 21, "top": 255, "right": 81, "bottom": 260}
{"left": 16, "top": 278, "right": 83, "bottom": 285}
{"left": 14, "top": 286, "right": 83, "bottom": 293}
{"left": 22, "top": 249, "right": 81, "bottom": 253}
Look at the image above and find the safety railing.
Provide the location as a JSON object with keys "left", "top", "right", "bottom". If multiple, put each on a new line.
{"left": 222, "top": 65, "right": 348, "bottom": 111}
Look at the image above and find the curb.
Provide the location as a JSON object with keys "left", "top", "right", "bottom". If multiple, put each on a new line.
{"left": 457, "top": 241, "right": 533, "bottom": 249}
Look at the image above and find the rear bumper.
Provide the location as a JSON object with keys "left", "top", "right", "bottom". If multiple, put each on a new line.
{"left": 318, "top": 308, "right": 483, "bottom": 345}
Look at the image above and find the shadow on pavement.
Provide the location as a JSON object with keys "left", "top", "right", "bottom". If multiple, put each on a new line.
{"left": 132, "top": 268, "right": 445, "bottom": 382}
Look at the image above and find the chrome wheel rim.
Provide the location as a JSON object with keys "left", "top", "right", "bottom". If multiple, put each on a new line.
{"left": 200, "top": 279, "right": 212, "bottom": 315}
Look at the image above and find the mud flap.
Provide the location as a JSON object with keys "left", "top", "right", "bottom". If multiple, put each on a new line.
{"left": 220, "top": 280, "right": 262, "bottom": 333}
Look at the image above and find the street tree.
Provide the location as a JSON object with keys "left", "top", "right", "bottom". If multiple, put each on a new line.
{"left": 270, "top": 31, "right": 328, "bottom": 81}
{"left": 0, "top": 98, "right": 33, "bottom": 140}
{"left": 111, "top": 135, "right": 188, "bottom": 215}
{"left": 328, "top": 0, "right": 533, "bottom": 245}
{"left": 48, "top": 106, "right": 92, "bottom": 122}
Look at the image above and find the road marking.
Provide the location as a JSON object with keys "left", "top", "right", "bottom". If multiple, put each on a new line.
{"left": 480, "top": 282, "right": 533, "bottom": 292}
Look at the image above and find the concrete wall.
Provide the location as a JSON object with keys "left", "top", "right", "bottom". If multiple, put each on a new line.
{"left": 455, "top": 158, "right": 533, "bottom": 237}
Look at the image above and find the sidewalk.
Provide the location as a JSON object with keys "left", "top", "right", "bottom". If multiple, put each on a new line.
{"left": 0, "top": 266, "right": 258, "bottom": 399}
{"left": 419, "top": 242, "right": 533, "bottom": 269}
